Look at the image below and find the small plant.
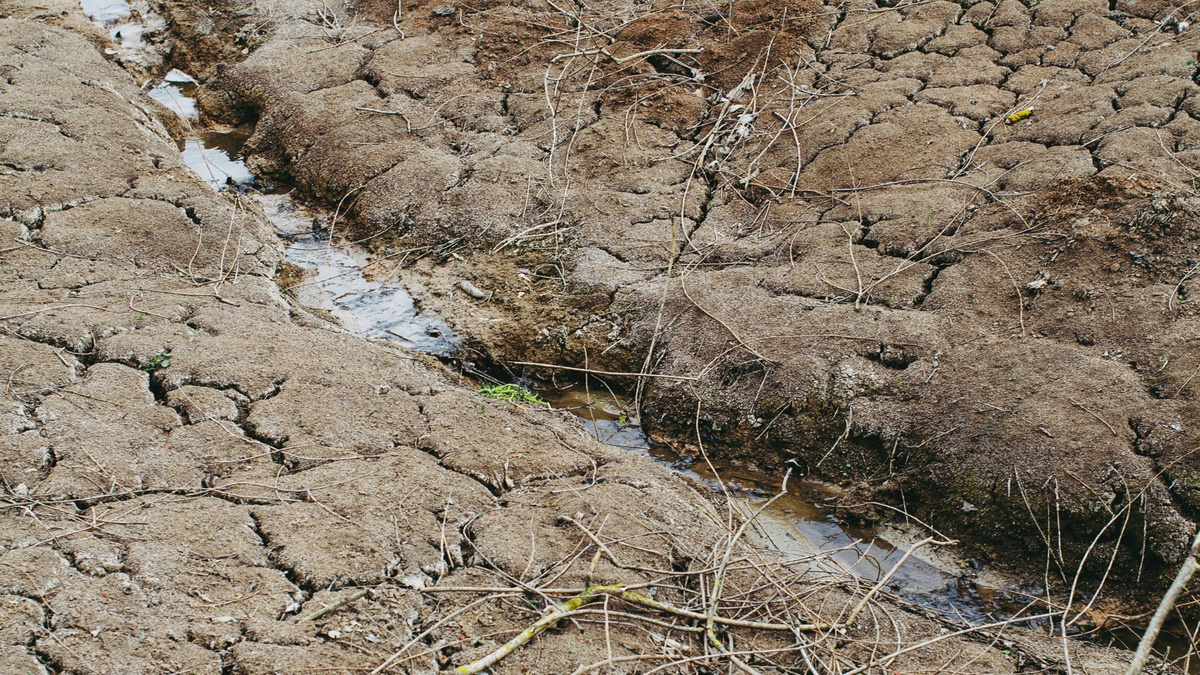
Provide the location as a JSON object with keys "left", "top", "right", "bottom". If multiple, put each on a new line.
{"left": 143, "top": 352, "right": 171, "bottom": 371}
{"left": 479, "top": 383, "right": 547, "bottom": 407}
{"left": 616, "top": 410, "right": 628, "bottom": 426}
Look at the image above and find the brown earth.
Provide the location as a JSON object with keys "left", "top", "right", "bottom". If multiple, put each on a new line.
{"left": 162, "top": 0, "right": 1200, "bottom": 599}
{"left": 0, "top": 4, "right": 1155, "bottom": 674}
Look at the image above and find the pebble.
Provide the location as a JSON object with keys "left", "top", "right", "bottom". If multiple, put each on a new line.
{"left": 458, "top": 279, "right": 487, "bottom": 299}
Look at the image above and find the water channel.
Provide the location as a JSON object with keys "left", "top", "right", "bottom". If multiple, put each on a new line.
{"left": 78, "top": 0, "right": 1162, "bottom": 657}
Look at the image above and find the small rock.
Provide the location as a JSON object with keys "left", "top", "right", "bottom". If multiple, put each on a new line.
{"left": 432, "top": 5, "right": 455, "bottom": 15}
{"left": 458, "top": 280, "right": 487, "bottom": 299}
{"left": 400, "top": 574, "right": 429, "bottom": 590}
{"left": 1109, "top": 262, "right": 1121, "bottom": 272}
{"left": 961, "top": 500, "right": 978, "bottom": 513}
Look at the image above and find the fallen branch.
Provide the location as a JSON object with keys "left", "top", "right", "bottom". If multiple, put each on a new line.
{"left": 444, "top": 586, "right": 606, "bottom": 675}
{"left": 0, "top": 304, "right": 115, "bottom": 322}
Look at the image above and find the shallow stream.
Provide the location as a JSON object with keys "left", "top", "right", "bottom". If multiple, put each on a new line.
{"left": 77, "top": 0, "right": 1160, "bottom": 652}
{"left": 139, "top": 78, "right": 1013, "bottom": 624}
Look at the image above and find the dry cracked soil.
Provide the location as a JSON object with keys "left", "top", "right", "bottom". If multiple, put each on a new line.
{"left": 0, "top": 0, "right": 1199, "bottom": 669}
{"left": 169, "top": 0, "right": 1200, "bottom": 602}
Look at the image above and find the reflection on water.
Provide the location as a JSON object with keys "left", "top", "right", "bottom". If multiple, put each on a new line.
{"left": 147, "top": 69, "right": 198, "bottom": 119}
{"left": 79, "top": 0, "right": 130, "bottom": 23}
{"left": 538, "top": 382, "right": 1007, "bottom": 622}
{"left": 260, "top": 194, "right": 457, "bottom": 355}
{"left": 137, "top": 67, "right": 458, "bottom": 356}
{"left": 181, "top": 129, "right": 255, "bottom": 190}
{"left": 78, "top": 0, "right": 161, "bottom": 69}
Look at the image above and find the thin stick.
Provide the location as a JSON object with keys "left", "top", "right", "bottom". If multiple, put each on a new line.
{"left": 303, "top": 588, "right": 370, "bottom": 621}
{"left": 1069, "top": 400, "right": 1118, "bottom": 437}
{"left": 511, "top": 361, "right": 700, "bottom": 381}
{"left": 0, "top": 304, "right": 114, "bottom": 321}
{"left": 680, "top": 278, "right": 773, "bottom": 363}
{"left": 1174, "top": 361, "right": 1200, "bottom": 399}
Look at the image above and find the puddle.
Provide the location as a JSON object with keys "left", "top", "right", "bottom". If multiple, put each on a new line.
{"left": 260, "top": 193, "right": 457, "bottom": 355}
{"left": 537, "top": 383, "right": 1014, "bottom": 623}
{"left": 146, "top": 69, "right": 198, "bottom": 120}
{"left": 79, "top": 0, "right": 162, "bottom": 70}
{"left": 181, "top": 129, "right": 256, "bottom": 191}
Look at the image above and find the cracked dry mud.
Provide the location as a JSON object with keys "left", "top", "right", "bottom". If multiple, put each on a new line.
{"left": 163, "top": 0, "right": 1200, "bottom": 596}
{"left": 0, "top": 0, "right": 1197, "bottom": 668}
{"left": 0, "top": 6, "right": 1141, "bottom": 674}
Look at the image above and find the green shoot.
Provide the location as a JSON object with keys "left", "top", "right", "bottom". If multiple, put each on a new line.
{"left": 479, "top": 383, "right": 547, "bottom": 407}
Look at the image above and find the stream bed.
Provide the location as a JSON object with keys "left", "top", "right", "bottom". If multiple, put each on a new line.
{"left": 147, "top": 79, "right": 1013, "bottom": 623}
{"left": 134, "top": 60, "right": 459, "bottom": 354}
{"left": 77, "top": 0, "right": 1134, "bottom": 648}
